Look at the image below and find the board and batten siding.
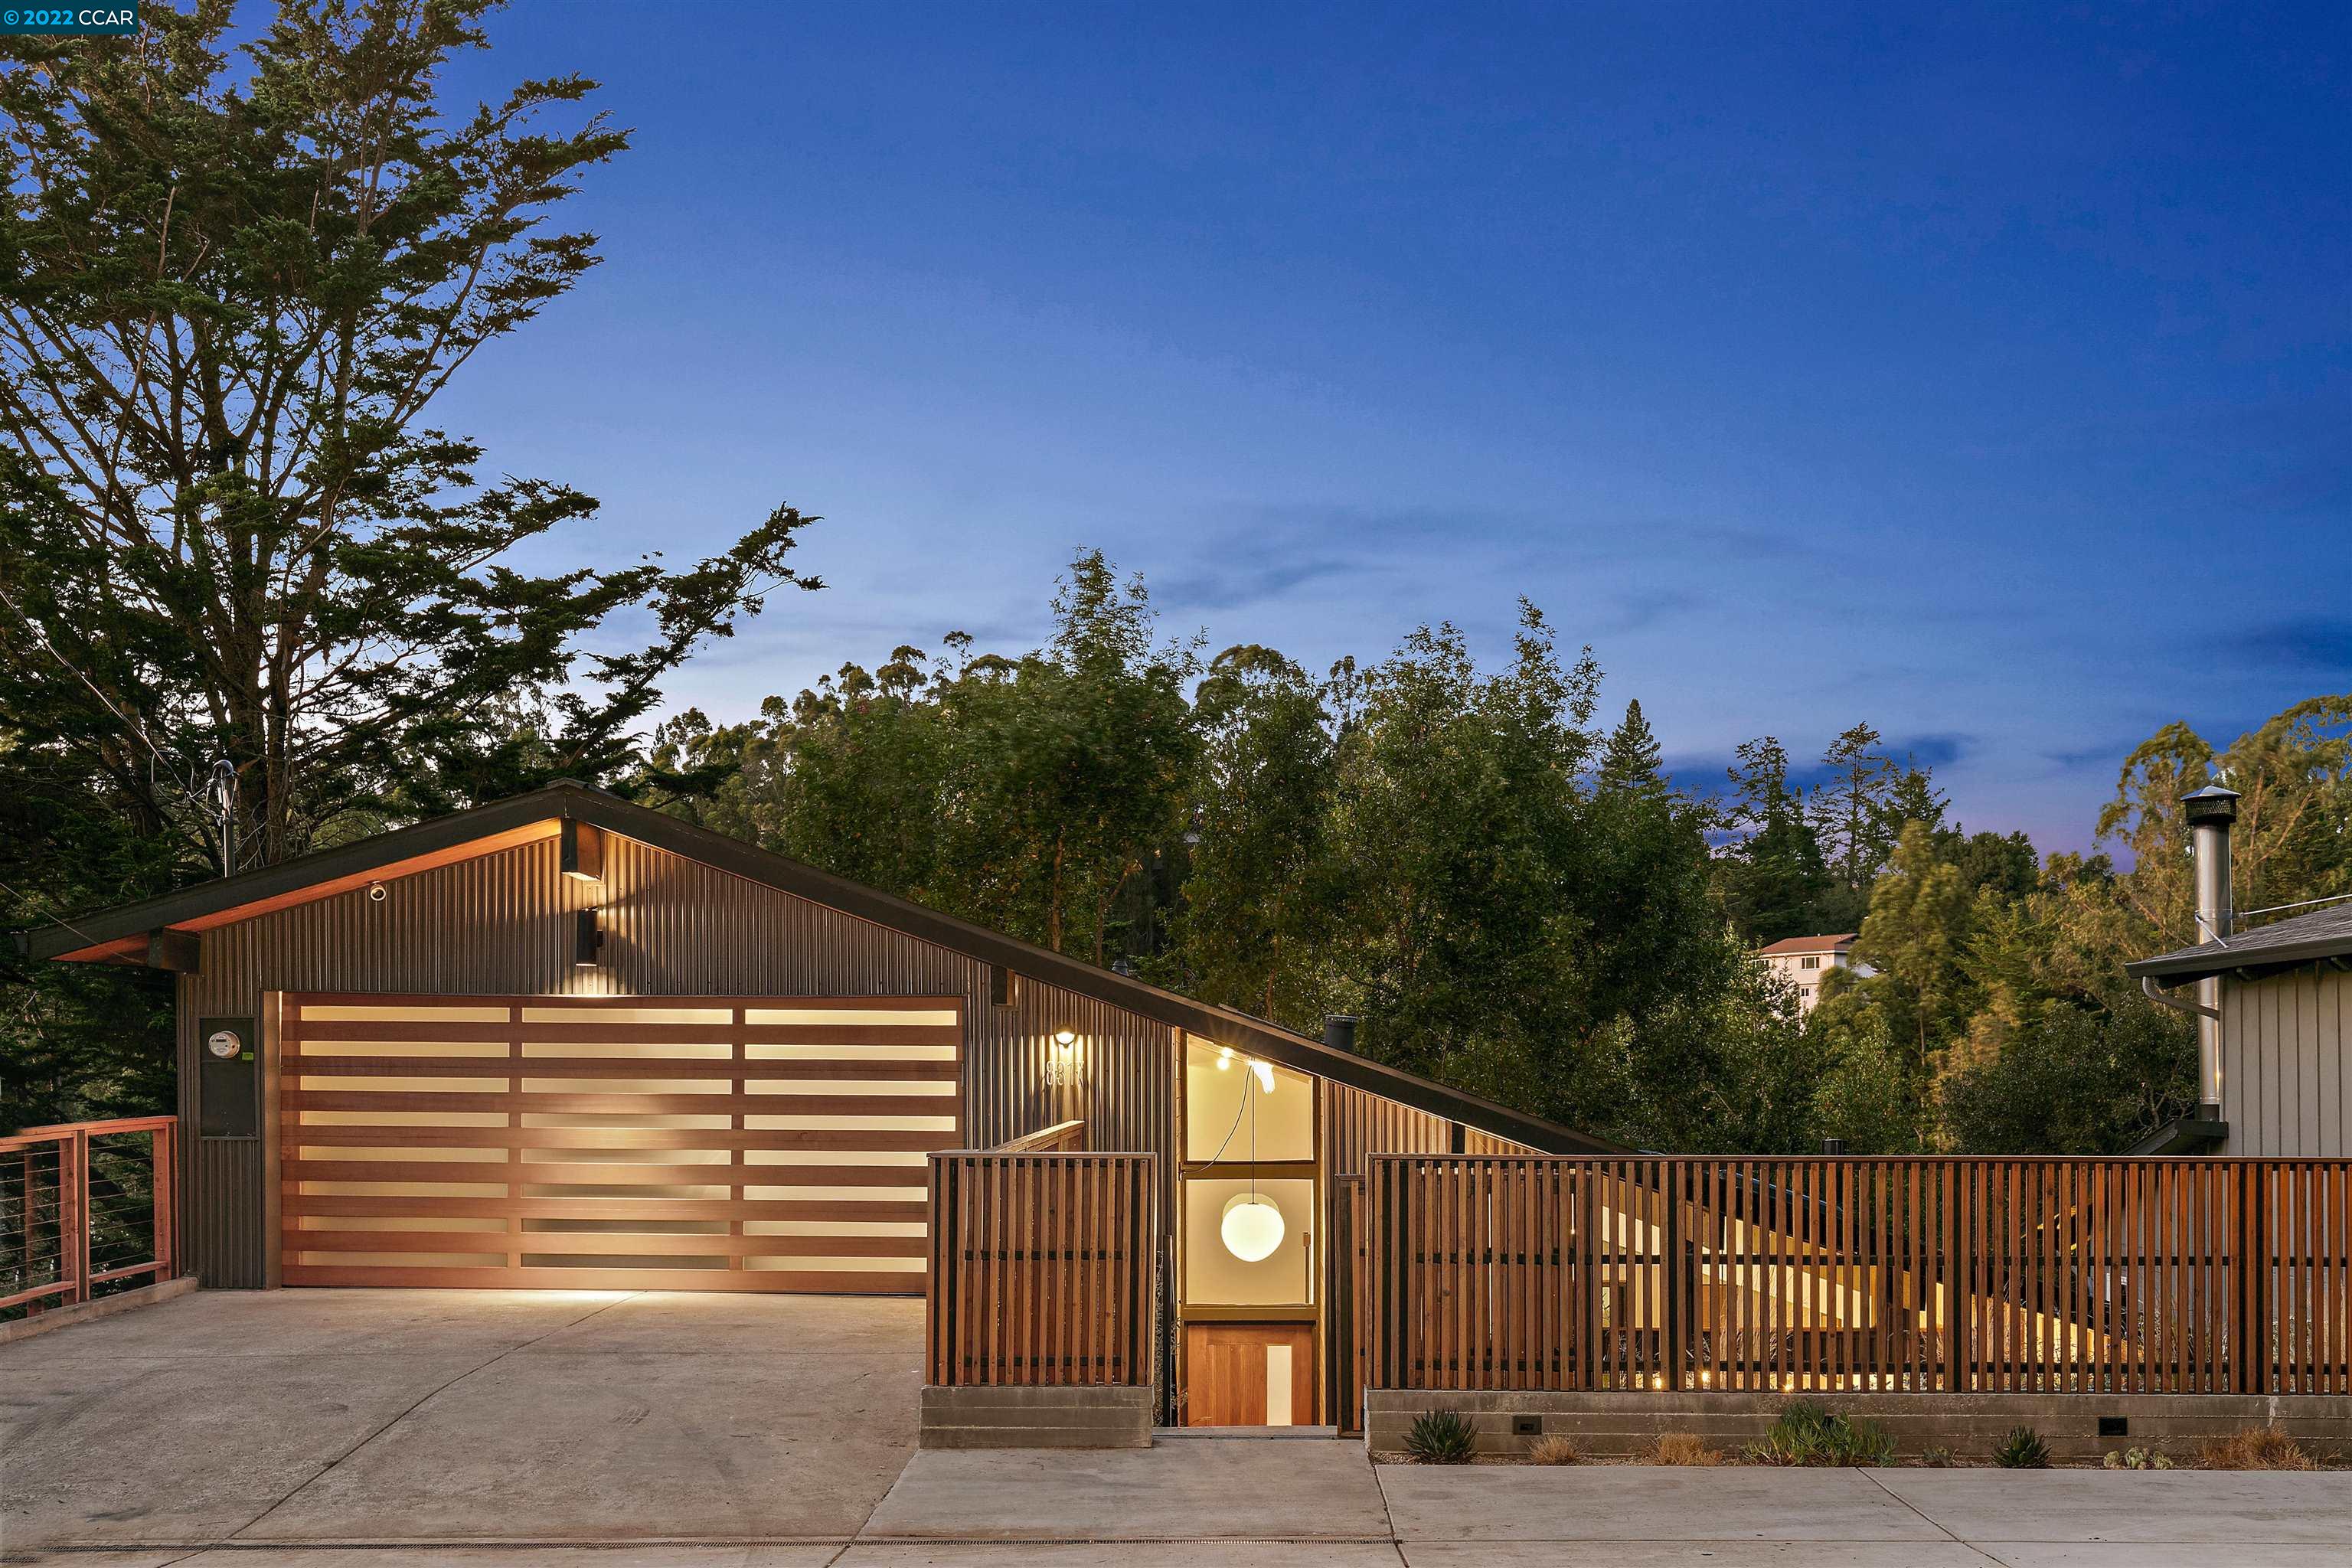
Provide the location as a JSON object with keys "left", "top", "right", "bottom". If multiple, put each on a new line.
{"left": 2221, "top": 965, "right": 2350, "bottom": 1157}
{"left": 178, "top": 829, "right": 1174, "bottom": 1287}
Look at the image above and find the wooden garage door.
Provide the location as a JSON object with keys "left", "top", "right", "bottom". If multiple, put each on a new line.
{"left": 279, "top": 993, "right": 962, "bottom": 1292}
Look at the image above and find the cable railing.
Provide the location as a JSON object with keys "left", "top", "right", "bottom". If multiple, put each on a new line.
{"left": 1, "top": 1116, "right": 178, "bottom": 1318}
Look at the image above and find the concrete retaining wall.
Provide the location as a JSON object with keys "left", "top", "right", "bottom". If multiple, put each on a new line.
{"left": 920, "top": 1384, "right": 1155, "bottom": 1449}
{"left": 1365, "top": 1388, "right": 2352, "bottom": 1462}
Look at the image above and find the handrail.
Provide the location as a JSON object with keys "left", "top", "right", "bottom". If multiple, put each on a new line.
{"left": 992, "top": 1119, "right": 1086, "bottom": 1153}
{"left": 4, "top": 1114, "right": 179, "bottom": 1146}
{"left": 1, "top": 1116, "right": 178, "bottom": 1315}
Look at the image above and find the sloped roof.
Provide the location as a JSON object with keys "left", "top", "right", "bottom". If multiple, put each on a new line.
{"left": 2127, "top": 897, "right": 2352, "bottom": 987}
{"left": 18, "top": 779, "right": 1622, "bottom": 1155}
{"left": 1753, "top": 933, "right": 1857, "bottom": 957}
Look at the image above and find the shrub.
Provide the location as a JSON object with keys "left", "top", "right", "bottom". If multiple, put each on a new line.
{"left": 2199, "top": 1427, "right": 2315, "bottom": 1472}
{"left": 2102, "top": 1446, "right": 2172, "bottom": 1471}
{"left": 1527, "top": 1434, "right": 1583, "bottom": 1465}
{"left": 1649, "top": 1432, "right": 1723, "bottom": 1466}
{"left": 1404, "top": 1409, "right": 1478, "bottom": 1465}
{"left": 1919, "top": 1446, "right": 1958, "bottom": 1468}
{"left": 1992, "top": 1426, "right": 2051, "bottom": 1468}
{"left": 1747, "top": 1400, "right": 1895, "bottom": 1467}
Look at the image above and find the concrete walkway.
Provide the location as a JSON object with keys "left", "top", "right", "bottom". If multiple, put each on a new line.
{"left": 7, "top": 1291, "right": 2350, "bottom": 1565}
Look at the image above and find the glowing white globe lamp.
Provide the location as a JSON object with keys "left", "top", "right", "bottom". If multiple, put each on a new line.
{"left": 1220, "top": 1191, "right": 1285, "bottom": 1263}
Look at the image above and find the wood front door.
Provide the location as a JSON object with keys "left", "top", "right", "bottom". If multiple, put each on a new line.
{"left": 1184, "top": 1321, "right": 1316, "bottom": 1425}
{"left": 279, "top": 992, "right": 961, "bottom": 1292}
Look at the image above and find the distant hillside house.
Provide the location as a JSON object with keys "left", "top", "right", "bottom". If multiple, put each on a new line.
{"left": 1752, "top": 933, "right": 1871, "bottom": 1013}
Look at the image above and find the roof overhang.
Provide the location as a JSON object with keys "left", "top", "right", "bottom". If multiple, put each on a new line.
{"left": 2128, "top": 944, "right": 2352, "bottom": 988}
{"left": 23, "top": 781, "right": 1623, "bottom": 1155}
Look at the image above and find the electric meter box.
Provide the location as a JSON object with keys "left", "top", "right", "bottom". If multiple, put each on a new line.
{"left": 198, "top": 1014, "right": 260, "bottom": 1138}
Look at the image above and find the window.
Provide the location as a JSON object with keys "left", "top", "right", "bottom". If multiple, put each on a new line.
{"left": 1800, "top": 955, "right": 1821, "bottom": 970}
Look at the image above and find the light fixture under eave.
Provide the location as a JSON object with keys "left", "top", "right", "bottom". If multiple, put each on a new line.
{"left": 1220, "top": 1191, "right": 1285, "bottom": 1262}
{"left": 559, "top": 818, "right": 604, "bottom": 882}
{"left": 573, "top": 907, "right": 605, "bottom": 968}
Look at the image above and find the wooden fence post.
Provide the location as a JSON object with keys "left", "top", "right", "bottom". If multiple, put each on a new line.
{"left": 1664, "top": 1161, "right": 1685, "bottom": 1391}
{"left": 67, "top": 1128, "right": 89, "bottom": 1305}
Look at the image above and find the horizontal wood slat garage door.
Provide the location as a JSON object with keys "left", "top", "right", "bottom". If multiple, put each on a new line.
{"left": 280, "top": 993, "right": 962, "bottom": 1293}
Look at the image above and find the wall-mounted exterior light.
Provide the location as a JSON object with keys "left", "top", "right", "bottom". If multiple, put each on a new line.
{"left": 1046, "top": 1028, "right": 1079, "bottom": 1086}
{"left": 560, "top": 818, "right": 604, "bottom": 882}
{"left": 573, "top": 908, "right": 605, "bottom": 968}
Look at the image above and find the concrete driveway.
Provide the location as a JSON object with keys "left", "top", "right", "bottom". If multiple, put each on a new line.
{"left": 1, "top": 1288, "right": 922, "bottom": 1556}
{"left": 8, "top": 1292, "right": 2352, "bottom": 1566}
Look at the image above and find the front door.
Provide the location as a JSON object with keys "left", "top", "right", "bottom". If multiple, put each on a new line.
{"left": 1184, "top": 1322, "right": 1315, "bottom": 1425}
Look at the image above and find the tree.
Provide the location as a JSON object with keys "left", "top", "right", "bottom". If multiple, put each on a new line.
{"left": 1172, "top": 644, "right": 1336, "bottom": 1025}
{"left": 0, "top": 1, "right": 819, "bottom": 877}
{"left": 1844, "top": 821, "right": 1975, "bottom": 1102}
{"left": 1814, "top": 722, "right": 1897, "bottom": 899}
{"left": 929, "top": 551, "right": 1198, "bottom": 962}
{"left": 1320, "top": 605, "right": 1600, "bottom": 1106}
{"left": 1716, "top": 735, "right": 1831, "bottom": 942}
{"left": 1596, "top": 698, "right": 1668, "bottom": 799}
{"left": 1939, "top": 1004, "right": 2196, "bottom": 1155}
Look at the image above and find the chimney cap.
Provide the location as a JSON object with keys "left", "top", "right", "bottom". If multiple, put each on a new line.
{"left": 2183, "top": 783, "right": 2239, "bottom": 826}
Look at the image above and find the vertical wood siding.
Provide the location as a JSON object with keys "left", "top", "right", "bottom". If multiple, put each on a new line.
{"left": 1320, "top": 1081, "right": 1452, "bottom": 1187}
{"left": 178, "top": 831, "right": 1176, "bottom": 1286}
{"left": 2223, "top": 967, "right": 2350, "bottom": 1157}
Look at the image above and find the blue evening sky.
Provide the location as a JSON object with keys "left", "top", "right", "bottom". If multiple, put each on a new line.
{"left": 432, "top": 4, "right": 2349, "bottom": 851}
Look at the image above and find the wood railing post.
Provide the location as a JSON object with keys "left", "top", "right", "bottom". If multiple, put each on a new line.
{"left": 65, "top": 1128, "right": 89, "bottom": 1305}
{"left": 155, "top": 1121, "right": 178, "bottom": 1280}
{"left": 1664, "top": 1161, "right": 1686, "bottom": 1391}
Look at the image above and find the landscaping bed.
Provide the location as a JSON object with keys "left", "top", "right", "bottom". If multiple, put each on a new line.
{"left": 1377, "top": 1399, "right": 2350, "bottom": 1470}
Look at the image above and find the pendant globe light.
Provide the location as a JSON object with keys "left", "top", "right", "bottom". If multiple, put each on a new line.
{"left": 1220, "top": 1190, "right": 1285, "bottom": 1262}
{"left": 1218, "top": 1055, "right": 1285, "bottom": 1262}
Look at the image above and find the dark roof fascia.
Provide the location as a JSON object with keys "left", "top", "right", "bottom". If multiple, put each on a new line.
{"left": 2128, "top": 931, "right": 2352, "bottom": 986}
{"left": 27, "top": 780, "right": 1622, "bottom": 1155}
{"left": 18, "top": 789, "right": 577, "bottom": 963}
{"left": 2127, "top": 1115, "right": 2229, "bottom": 1156}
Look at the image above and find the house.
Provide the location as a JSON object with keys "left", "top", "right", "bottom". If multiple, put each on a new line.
{"left": 1750, "top": 933, "right": 1870, "bottom": 1012}
{"left": 2127, "top": 786, "right": 2350, "bottom": 1157}
{"left": 18, "top": 779, "right": 1619, "bottom": 1429}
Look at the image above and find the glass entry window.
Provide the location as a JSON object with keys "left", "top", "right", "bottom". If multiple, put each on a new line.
{"left": 1179, "top": 1039, "right": 1318, "bottom": 1425}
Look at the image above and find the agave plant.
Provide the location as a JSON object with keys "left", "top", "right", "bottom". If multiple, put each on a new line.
{"left": 1404, "top": 1409, "right": 1478, "bottom": 1465}
{"left": 1992, "top": 1426, "right": 2051, "bottom": 1468}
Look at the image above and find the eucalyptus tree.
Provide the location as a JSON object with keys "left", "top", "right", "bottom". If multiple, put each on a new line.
{"left": 1173, "top": 642, "right": 1338, "bottom": 1026}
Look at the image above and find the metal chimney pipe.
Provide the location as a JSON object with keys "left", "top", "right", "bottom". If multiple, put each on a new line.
{"left": 2183, "top": 784, "right": 2239, "bottom": 1116}
{"left": 1322, "top": 1014, "right": 1361, "bottom": 1054}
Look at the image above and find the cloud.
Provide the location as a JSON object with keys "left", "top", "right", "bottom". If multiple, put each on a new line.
{"left": 1155, "top": 552, "right": 1364, "bottom": 611}
{"left": 2228, "top": 616, "right": 2352, "bottom": 674}
{"left": 1887, "top": 732, "right": 1973, "bottom": 769}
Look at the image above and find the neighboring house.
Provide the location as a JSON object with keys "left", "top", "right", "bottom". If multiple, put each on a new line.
{"left": 2126, "top": 783, "right": 2348, "bottom": 1157}
{"left": 1751, "top": 933, "right": 1871, "bottom": 1013}
{"left": 18, "top": 779, "right": 1620, "bottom": 1429}
{"left": 2128, "top": 898, "right": 2350, "bottom": 1157}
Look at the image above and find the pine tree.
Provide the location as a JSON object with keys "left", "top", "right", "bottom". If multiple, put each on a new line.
{"left": 1597, "top": 699, "right": 1670, "bottom": 799}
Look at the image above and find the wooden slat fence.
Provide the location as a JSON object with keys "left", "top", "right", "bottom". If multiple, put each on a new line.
{"left": 1365, "top": 1155, "right": 2352, "bottom": 1396}
{"left": 927, "top": 1150, "right": 1158, "bottom": 1387}
{"left": 2, "top": 1116, "right": 178, "bottom": 1316}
